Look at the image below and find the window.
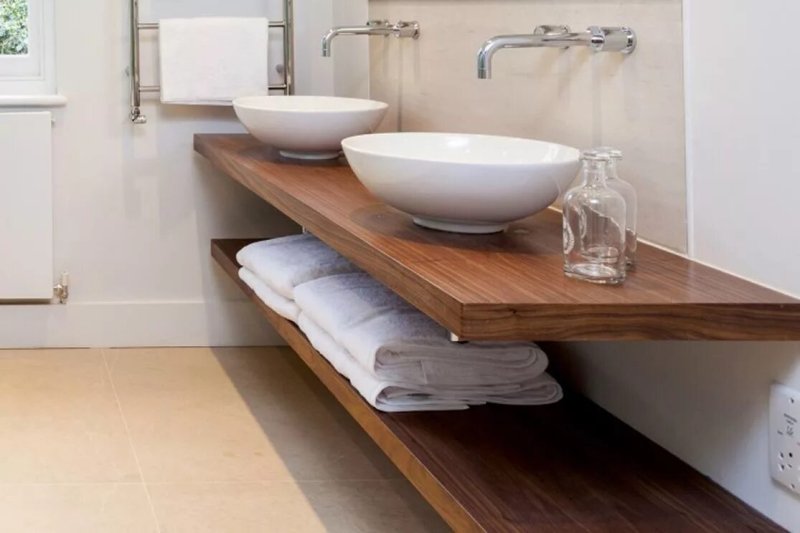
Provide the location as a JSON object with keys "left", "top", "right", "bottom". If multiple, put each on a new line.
{"left": 0, "top": 0, "right": 29, "bottom": 55}
{"left": 0, "top": 0, "right": 55, "bottom": 95}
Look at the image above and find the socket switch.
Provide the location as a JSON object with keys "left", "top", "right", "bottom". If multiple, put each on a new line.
{"left": 770, "top": 383, "right": 800, "bottom": 495}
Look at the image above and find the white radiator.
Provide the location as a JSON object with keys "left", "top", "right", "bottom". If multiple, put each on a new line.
{"left": 0, "top": 112, "right": 53, "bottom": 300}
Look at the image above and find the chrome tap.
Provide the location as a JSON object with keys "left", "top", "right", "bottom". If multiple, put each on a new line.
{"left": 477, "top": 25, "right": 636, "bottom": 79}
{"left": 322, "top": 20, "right": 420, "bottom": 57}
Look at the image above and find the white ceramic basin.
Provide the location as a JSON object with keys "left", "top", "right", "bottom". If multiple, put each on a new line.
{"left": 233, "top": 96, "right": 389, "bottom": 160}
{"left": 342, "top": 132, "right": 581, "bottom": 234}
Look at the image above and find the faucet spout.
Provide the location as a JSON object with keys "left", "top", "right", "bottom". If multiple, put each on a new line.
{"left": 322, "top": 21, "right": 392, "bottom": 57}
{"left": 477, "top": 25, "right": 636, "bottom": 79}
{"left": 477, "top": 34, "right": 560, "bottom": 79}
{"left": 322, "top": 20, "right": 419, "bottom": 57}
{"left": 477, "top": 26, "right": 584, "bottom": 80}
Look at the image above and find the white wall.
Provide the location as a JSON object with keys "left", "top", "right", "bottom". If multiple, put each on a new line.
{"left": 332, "top": 1, "right": 371, "bottom": 98}
{"left": 556, "top": 0, "right": 800, "bottom": 530}
{"left": 0, "top": 0, "right": 368, "bottom": 348}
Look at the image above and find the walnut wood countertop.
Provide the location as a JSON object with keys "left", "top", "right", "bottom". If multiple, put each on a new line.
{"left": 196, "top": 134, "right": 800, "bottom": 341}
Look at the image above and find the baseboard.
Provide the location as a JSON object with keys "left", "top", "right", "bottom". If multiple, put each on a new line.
{"left": 0, "top": 300, "right": 283, "bottom": 348}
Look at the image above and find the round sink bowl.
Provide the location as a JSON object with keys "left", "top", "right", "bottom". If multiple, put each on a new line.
{"left": 233, "top": 96, "right": 389, "bottom": 160}
{"left": 342, "top": 132, "right": 581, "bottom": 234}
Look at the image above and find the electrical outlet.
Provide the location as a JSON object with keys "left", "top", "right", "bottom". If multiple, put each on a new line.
{"left": 770, "top": 383, "right": 800, "bottom": 495}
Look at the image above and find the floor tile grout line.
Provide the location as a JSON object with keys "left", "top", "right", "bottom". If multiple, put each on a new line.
{"left": 0, "top": 482, "right": 147, "bottom": 486}
{"left": 139, "top": 477, "right": 406, "bottom": 486}
{"left": 101, "top": 348, "right": 162, "bottom": 533}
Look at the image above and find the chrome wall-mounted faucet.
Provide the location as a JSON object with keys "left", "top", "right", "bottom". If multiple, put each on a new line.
{"left": 322, "top": 20, "right": 420, "bottom": 57}
{"left": 477, "top": 25, "right": 636, "bottom": 79}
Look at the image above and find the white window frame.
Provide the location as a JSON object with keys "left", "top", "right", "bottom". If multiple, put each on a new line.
{"left": 0, "top": 0, "right": 55, "bottom": 95}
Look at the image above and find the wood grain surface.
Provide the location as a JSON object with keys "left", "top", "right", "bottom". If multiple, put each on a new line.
{"left": 212, "top": 238, "right": 784, "bottom": 533}
{"left": 197, "top": 134, "right": 800, "bottom": 341}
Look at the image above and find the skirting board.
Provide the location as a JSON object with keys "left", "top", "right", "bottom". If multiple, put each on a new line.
{"left": 0, "top": 300, "right": 282, "bottom": 348}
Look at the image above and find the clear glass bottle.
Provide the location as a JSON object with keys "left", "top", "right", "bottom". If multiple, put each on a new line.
{"left": 596, "top": 147, "right": 638, "bottom": 269}
{"left": 563, "top": 150, "right": 627, "bottom": 284}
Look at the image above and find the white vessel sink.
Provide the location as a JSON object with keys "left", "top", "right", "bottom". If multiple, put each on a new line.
{"left": 342, "top": 132, "right": 581, "bottom": 234}
{"left": 233, "top": 96, "right": 388, "bottom": 160}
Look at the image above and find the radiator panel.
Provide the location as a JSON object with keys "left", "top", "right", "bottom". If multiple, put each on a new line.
{"left": 0, "top": 112, "right": 53, "bottom": 300}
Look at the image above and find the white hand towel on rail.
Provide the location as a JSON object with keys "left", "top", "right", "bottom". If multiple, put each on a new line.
{"left": 236, "top": 235, "right": 361, "bottom": 301}
{"left": 298, "top": 314, "right": 563, "bottom": 411}
{"left": 239, "top": 267, "right": 299, "bottom": 322}
{"left": 294, "top": 273, "right": 551, "bottom": 386}
{"left": 159, "top": 17, "right": 269, "bottom": 105}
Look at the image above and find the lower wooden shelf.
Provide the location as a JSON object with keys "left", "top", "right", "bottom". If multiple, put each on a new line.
{"left": 212, "top": 238, "right": 782, "bottom": 532}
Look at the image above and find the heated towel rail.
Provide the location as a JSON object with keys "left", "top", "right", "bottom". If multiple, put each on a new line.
{"left": 129, "top": 0, "right": 295, "bottom": 124}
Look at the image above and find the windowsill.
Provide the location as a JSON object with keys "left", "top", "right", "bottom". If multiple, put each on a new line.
{"left": 0, "top": 94, "right": 67, "bottom": 108}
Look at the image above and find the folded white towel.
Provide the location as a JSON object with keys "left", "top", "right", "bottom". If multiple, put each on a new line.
{"left": 236, "top": 235, "right": 361, "bottom": 301}
{"left": 298, "top": 314, "right": 469, "bottom": 412}
{"left": 159, "top": 17, "right": 269, "bottom": 105}
{"left": 238, "top": 267, "right": 299, "bottom": 322}
{"left": 299, "top": 314, "right": 563, "bottom": 412}
{"left": 294, "top": 273, "right": 550, "bottom": 386}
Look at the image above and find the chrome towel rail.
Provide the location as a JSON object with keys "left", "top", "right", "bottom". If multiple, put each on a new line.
{"left": 129, "top": 0, "right": 294, "bottom": 124}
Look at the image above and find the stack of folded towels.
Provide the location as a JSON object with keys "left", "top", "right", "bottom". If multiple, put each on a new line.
{"left": 237, "top": 234, "right": 563, "bottom": 412}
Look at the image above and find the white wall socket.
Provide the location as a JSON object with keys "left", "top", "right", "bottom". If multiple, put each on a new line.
{"left": 770, "top": 383, "right": 800, "bottom": 495}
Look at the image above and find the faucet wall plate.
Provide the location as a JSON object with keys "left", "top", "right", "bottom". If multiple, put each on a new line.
{"left": 367, "top": 20, "right": 392, "bottom": 37}
{"left": 533, "top": 25, "right": 571, "bottom": 36}
{"left": 533, "top": 25, "right": 572, "bottom": 49}
{"left": 394, "top": 21, "right": 420, "bottom": 40}
{"left": 590, "top": 26, "right": 637, "bottom": 54}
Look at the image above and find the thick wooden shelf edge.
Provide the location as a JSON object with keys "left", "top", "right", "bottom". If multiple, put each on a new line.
{"left": 212, "top": 238, "right": 783, "bottom": 533}
{"left": 196, "top": 135, "right": 800, "bottom": 341}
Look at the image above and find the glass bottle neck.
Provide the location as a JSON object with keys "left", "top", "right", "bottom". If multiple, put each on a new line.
{"left": 582, "top": 159, "right": 610, "bottom": 187}
{"left": 606, "top": 158, "right": 620, "bottom": 180}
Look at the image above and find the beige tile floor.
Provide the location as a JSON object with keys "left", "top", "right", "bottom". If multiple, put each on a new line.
{"left": 0, "top": 347, "right": 448, "bottom": 533}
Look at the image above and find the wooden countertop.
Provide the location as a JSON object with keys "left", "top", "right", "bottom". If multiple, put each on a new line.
{"left": 196, "top": 134, "right": 800, "bottom": 341}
